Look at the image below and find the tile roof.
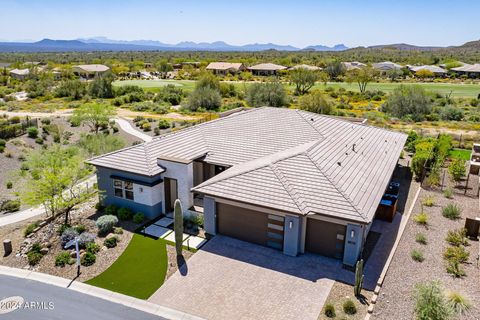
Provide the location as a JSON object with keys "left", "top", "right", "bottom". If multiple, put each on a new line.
{"left": 289, "top": 64, "right": 322, "bottom": 71}
{"left": 372, "top": 61, "right": 403, "bottom": 71}
{"left": 9, "top": 68, "right": 30, "bottom": 76}
{"left": 451, "top": 63, "right": 480, "bottom": 73}
{"left": 248, "top": 63, "right": 287, "bottom": 71}
{"left": 409, "top": 65, "right": 447, "bottom": 74}
{"left": 73, "top": 64, "right": 110, "bottom": 73}
{"left": 206, "top": 62, "right": 244, "bottom": 71}
{"left": 88, "top": 107, "right": 406, "bottom": 223}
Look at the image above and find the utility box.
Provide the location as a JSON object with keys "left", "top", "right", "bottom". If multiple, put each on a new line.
{"left": 464, "top": 217, "right": 480, "bottom": 239}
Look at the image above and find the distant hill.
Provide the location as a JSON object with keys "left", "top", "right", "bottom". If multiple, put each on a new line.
{"left": 304, "top": 44, "right": 348, "bottom": 51}
{"left": 457, "top": 40, "right": 480, "bottom": 49}
{"left": 367, "top": 43, "right": 444, "bottom": 51}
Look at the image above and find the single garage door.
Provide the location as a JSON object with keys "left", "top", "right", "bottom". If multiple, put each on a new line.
{"left": 305, "top": 218, "right": 346, "bottom": 259}
{"left": 216, "top": 203, "right": 284, "bottom": 249}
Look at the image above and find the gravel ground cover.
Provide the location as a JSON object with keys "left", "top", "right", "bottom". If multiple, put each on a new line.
{"left": 0, "top": 199, "right": 135, "bottom": 282}
{"left": 373, "top": 185, "right": 480, "bottom": 319}
{"left": 319, "top": 282, "right": 372, "bottom": 320}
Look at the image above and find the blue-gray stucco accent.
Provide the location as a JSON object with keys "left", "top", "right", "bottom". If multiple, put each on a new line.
{"left": 96, "top": 167, "right": 163, "bottom": 219}
{"left": 203, "top": 196, "right": 216, "bottom": 235}
{"left": 283, "top": 215, "right": 301, "bottom": 256}
{"left": 343, "top": 223, "right": 364, "bottom": 266}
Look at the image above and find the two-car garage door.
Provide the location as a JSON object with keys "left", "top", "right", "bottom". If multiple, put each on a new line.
{"left": 216, "top": 202, "right": 346, "bottom": 259}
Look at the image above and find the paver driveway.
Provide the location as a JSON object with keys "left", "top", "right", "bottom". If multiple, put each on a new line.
{"left": 149, "top": 236, "right": 338, "bottom": 320}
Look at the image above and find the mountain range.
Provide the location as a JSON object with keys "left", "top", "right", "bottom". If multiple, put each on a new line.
{"left": 0, "top": 38, "right": 349, "bottom": 52}
{"left": 0, "top": 37, "right": 478, "bottom": 53}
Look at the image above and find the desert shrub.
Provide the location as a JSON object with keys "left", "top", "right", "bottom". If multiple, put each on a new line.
{"left": 86, "top": 242, "right": 100, "bottom": 254}
{"left": 342, "top": 299, "right": 357, "bottom": 315}
{"left": 96, "top": 215, "right": 118, "bottom": 234}
{"left": 157, "top": 119, "right": 170, "bottom": 129}
{"left": 55, "top": 252, "right": 72, "bottom": 267}
{"left": 104, "top": 204, "right": 118, "bottom": 216}
{"left": 382, "top": 85, "right": 432, "bottom": 121}
{"left": 246, "top": 81, "right": 288, "bottom": 108}
{"left": 442, "top": 204, "right": 461, "bottom": 220}
{"left": 61, "top": 228, "right": 79, "bottom": 247}
{"left": 414, "top": 212, "right": 428, "bottom": 225}
{"left": 416, "top": 233, "right": 427, "bottom": 245}
{"left": 104, "top": 236, "right": 118, "bottom": 248}
{"left": 80, "top": 251, "right": 96, "bottom": 266}
{"left": 1, "top": 199, "right": 21, "bottom": 213}
{"left": 446, "top": 291, "right": 471, "bottom": 315}
{"left": 27, "top": 250, "right": 43, "bottom": 266}
{"left": 34, "top": 137, "right": 43, "bottom": 145}
{"left": 24, "top": 221, "right": 39, "bottom": 237}
{"left": 133, "top": 212, "right": 144, "bottom": 224}
{"left": 6, "top": 181, "right": 13, "bottom": 189}
{"left": 443, "top": 187, "right": 454, "bottom": 199}
{"left": 0, "top": 139, "right": 6, "bottom": 147}
{"left": 446, "top": 260, "right": 466, "bottom": 278}
{"left": 411, "top": 249, "right": 425, "bottom": 262}
{"left": 324, "top": 303, "right": 336, "bottom": 318}
{"left": 114, "top": 227, "right": 124, "bottom": 234}
{"left": 448, "top": 159, "right": 466, "bottom": 183}
{"left": 72, "top": 224, "right": 85, "bottom": 234}
{"left": 410, "top": 138, "right": 436, "bottom": 179}
{"left": 117, "top": 207, "right": 133, "bottom": 221}
{"left": 422, "top": 196, "right": 435, "bottom": 207}
{"left": 445, "top": 229, "right": 468, "bottom": 247}
{"left": 142, "top": 122, "right": 151, "bottom": 131}
{"left": 56, "top": 224, "right": 71, "bottom": 236}
{"left": 444, "top": 246, "right": 469, "bottom": 264}
{"left": 186, "top": 86, "right": 222, "bottom": 111}
{"left": 26, "top": 126, "right": 39, "bottom": 138}
{"left": 414, "top": 281, "right": 451, "bottom": 320}
{"left": 78, "top": 232, "right": 96, "bottom": 248}
{"left": 299, "top": 90, "right": 332, "bottom": 115}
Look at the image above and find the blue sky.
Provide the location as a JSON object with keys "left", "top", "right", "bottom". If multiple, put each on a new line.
{"left": 1, "top": 0, "right": 479, "bottom": 47}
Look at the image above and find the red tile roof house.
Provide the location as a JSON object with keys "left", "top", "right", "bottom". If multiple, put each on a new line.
{"left": 87, "top": 107, "right": 406, "bottom": 266}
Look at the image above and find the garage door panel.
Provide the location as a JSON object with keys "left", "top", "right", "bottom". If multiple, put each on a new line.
{"left": 305, "top": 218, "right": 346, "bottom": 259}
{"left": 217, "top": 203, "right": 270, "bottom": 246}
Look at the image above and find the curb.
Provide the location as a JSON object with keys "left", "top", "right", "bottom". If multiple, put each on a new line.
{"left": 364, "top": 183, "right": 421, "bottom": 319}
{"left": 0, "top": 265, "right": 204, "bottom": 320}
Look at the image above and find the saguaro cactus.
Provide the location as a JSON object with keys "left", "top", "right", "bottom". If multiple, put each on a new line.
{"left": 174, "top": 199, "right": 184, "bottom": 256}
{"left": 354, "top": 258, "right": 364, "bottom": 297}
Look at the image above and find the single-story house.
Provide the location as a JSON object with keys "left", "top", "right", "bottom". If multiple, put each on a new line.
{"left": 372, "top": 61, "right": 403, "bottom": 72}
{"left": 408, "top": 65, "right": 447, "bottom": 76}
{"left": 451, "top": 64, "right": 480, "bottom": 78}
{"left": 9, "top": 68, "right": 30, "bottom": 80}
{"left": 288, "top": 64, "right": 322, "bottom": 71}
{"left": 87, "top": 107, "right": 406, "bottom": 266}
{"left": 72, "top": 64, "right": 110, "bottom": 79}
{"left": 206, "top": 62, "right": 246, "bottom": 75}
{"left": 248, "top": 63, "right": 287, "bottom": 76}
{"left": 342, "top": 61, "right": 366, "bottom": 71}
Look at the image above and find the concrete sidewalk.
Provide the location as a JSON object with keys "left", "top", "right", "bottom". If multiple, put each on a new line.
{"left": 0, "top": 266, "right": 204, "bottom": 320}
{"left": 115, "top": 118, "right": 152, "bottom": 142}
{"left": 0, "top": 175, "right": 97, "bottom": 227}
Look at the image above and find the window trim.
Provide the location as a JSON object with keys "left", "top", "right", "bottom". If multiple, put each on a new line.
{"left": 113, "top": 179, "right": 135, "bottom": 201}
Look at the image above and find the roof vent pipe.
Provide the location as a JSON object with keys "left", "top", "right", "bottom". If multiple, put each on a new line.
{"left": 352, "top": 144, "right": 356, "bottom": 152}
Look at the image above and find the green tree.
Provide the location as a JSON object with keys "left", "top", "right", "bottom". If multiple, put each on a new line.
{"left": 71, "top": 103, "right": 116, "bottom": 133}
{"left": 382, "top": 85, "right": 432, "bottom": 121}
{"left": 21, "top": 145, "right": 93, "bottom": 224}
{"left": 299, "top": 91, "right": 332, "bottom": 115}
{"left": 156, "top": 60, "right": 173, "bottom": 79}
{"left": 246, "top": 81, "right": 288, "bottom": 107}
{"left": 186, "top": 87, "right": 222, "bottom": 111}
{"left": 345, "top": 67, "right": 377, "bottom": 93}
{"left": 196, "top": 72, "right": 220, "bottom": 91}
{"left": 289, "top": 68, "right": 319, "bottom": 95}
{"left": 55, "top": 79, "right": 87, "bottom": 100}
{"left": 88, "top": 72, "right": 114, "bottom": 98}
{"left": 324, "top": 61, "right": 345, "bottom": 81}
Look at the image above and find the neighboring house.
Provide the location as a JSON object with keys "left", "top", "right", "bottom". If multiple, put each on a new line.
{"left": 0, "top": 62, "right": 11, "bottom": 69}
{"left": 248, "top": 63, "right": 287, "bottom": 76}
{"left": 342, "top": 61, "right": 366, "bottom": 71}
{"left": 451, "top": 64, "right": 480, "bottom": 78}
{"left": 72, "top": 64, "right": 110, "bottom": 79}
{"left": 206, "top": 62, "right": 246, "bottom": 75}
{"left": 87, "top": 107, "right": 406, "bottom": 266}
{"left": 372, "top": 61, "right": 403, "bottom": 72}
{"left": 288, "top": 64, "right": 322, "bottom": 71}
{"left": 9, "top": 68, "right": 30, "bottom": 80}
{"left": 408, "top": 65, "right": 447, "bottom": 76}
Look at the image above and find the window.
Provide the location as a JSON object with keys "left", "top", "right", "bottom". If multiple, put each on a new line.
{"left": 113, "top": 179, "right": 134, "bottom": 201}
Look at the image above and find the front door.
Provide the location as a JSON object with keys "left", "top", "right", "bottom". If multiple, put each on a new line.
{"left": 164, "top": 178, "right": 178, "bottom": 213}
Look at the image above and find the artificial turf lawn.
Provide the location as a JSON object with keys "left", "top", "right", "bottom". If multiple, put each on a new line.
{"left": 448, "top": 148, "right": 472, "bottom": 160}
{"left": 85, "top": 234, "right": 168, "bottom": 299}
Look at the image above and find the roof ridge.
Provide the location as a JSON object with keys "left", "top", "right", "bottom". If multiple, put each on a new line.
{"left": 269, "top": 163, "right": 308, "bottom": 215}
{"left": 304, "top": 152, "right": 368, "bottom": 222}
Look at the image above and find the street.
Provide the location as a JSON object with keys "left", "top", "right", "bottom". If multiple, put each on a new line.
{"left": 0, "top": 275, "right": 166, "bottom": 320}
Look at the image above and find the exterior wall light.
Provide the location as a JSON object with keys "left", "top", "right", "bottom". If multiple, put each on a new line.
{"left": 289, "top": 221, "right": 293, "bottom": 229}
{"left": 350, "top": 230, "right": 355, "bottom": 238}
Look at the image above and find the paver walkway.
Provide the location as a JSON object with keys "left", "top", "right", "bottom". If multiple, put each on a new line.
{"left": 149, "top": 236, "right": 336, "bottom": 320}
